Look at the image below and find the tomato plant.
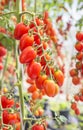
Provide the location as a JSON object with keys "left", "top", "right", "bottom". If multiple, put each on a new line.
{"left": 0, "top": 0, "right": 83, "bottom": 130}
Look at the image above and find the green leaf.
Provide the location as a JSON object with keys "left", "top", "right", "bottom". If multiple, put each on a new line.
{"left": 0, "top": 33, "right": 14, "bottom": 51}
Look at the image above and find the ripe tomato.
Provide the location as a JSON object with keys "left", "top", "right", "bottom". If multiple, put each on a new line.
{"left": 71, "top": 102, "right": 77, "bottom": 110}
{"left": 14, "top": 22, "right": 29, "bottom": 40}
{"left": 76, "top": 32, "right": 83, "bottom": 41}
{"left": 19, "top": 33, "right": 34, "bottom": 51}
{"left": 3, "top": 110, "right": 9, "bottom": 124}
{"left": 16, "top": 122, "right": 20, "bottom": 130}
{"left": 72, "top": 76, "right": 80, "bottom": 85}
{"left": 34, "top": 34, "right": 40, "bottom": 45}
{"left": 79, "top": 95, "right": 83, "bottom": 101}
{"left": 1, "top": 0, "right": 6, "bottom": 6}
{"left": 28, "top": 84, "right": 37, "bottom": 93}
{"left": 8, "top": 113, "right": 17, "bottom": 124}
{"left": 40, "top": 56, "right": 46, "bottom": 66}
{"left": 53, "top": 69, "right": 64, "bottom": 87}
{"left": 69, "top": 68, "right": 78, "bottom": 77}
{"left": 75, "top": 42, "right": 83, "bottom": 52}
{"left": 76, "top": 52, "right": 83, "bottom": 61}
{"left": 32, "top": 91, "right": 39, "bottom": 100}
{"left": 6, "top": 98, "right": 14, "bottom": 108}
{"left": 26, "top": 78, "right": 35, "bottom": 84}
{"left": 27, "top": 61, "right": 41, "bottom": 79}
{"left": 36, "top": 74, "right": 47, "bottom": 89}
{"left": 40, "top": 54, "right": 50, "bottom": 66}
{"left": 1, "top": 96, "right": 14, "bottom": 108}
{"left": 37, "top": 46, "right": 43, "bottom": 56}
{"left": 32, "top": 124, "right": 44, "bottom": 130}
{"left": 19, "top": 46, "right": 36, "bottom": 64}
{"left": 43, "top": 79, "right": 59, "bottom": 97}
{"left": 1, "top": 96, "right": 8, "bottom": 108}
{"left": 35, "top": 18, "right": 44, "bottom": 26}
{"left": 74, "top": 95, "right": 80, "bottom": 101}
{"left": 0, "top": 46, "right": 7, "bottom": 57}
{"left": 75, "top": 108, "right": 80, "bottom": 115}
{"left": 75, "top": 61, "right": 82, "bottom": 70}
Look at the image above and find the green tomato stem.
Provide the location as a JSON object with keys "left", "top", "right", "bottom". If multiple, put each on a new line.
{"left": 15, "top": 0, "right": 25, "bottom": 129}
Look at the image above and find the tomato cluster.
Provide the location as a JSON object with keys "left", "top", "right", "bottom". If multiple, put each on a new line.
{"left": 70, "top": 32, "right": 83, "bottom": 115}
{"left": 70, "top": 32, "right": 83, "bottom": 85}
{"left": 14, "top": 14, "right": 64, "bottom": 119}
{"left": 43, "top": 11, "right": 57, "bottom": 43}
{"left": 0, "top": 90, "right": 20, "bottom": 129}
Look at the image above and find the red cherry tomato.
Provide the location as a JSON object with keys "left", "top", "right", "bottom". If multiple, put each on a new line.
{"left": 3, "top": 110, "right": 9, "bottom": 124}
{"left": 14, "top": 22, "right": 29, "bottom": 40}
{"left": 34, "top": 34, "right": 40, "bottom": 45}
{"left": 75, "top": 42, "right": 83, "bottom": 52}
{"left": 19, "top": 46, "right": 37, "bottom": 64}
{"left": 32, "top": 124, "right": 45, "bottom": 130}
{"left": 19, "top": 33, "right": 34, "bottom": 51}
{"left": 69, "top": 68, "right": 78, "bottom": 77}
{"left": 1, "top": 96, "right": 14, "bottom": 108}
{"left": 76, "top": 32, "right": 83, "bottom": 41}
{"left": 72, "top": 76, "right": 80, "bottom": 85}
{"left": 27, "top": 61, "right": 41, "bottom": 79}
{"left": 0, "top": 46, "right": 7, "bottom": 57}
{"left": 76, "top": 52, "right": 83, "bottom": 61}
{"left": 36, "top": 74, "right": 47, "bottom": 89}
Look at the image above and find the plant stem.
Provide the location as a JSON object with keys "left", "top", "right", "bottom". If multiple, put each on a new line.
{"left": 15, "top": 0, "right": 24, "bottom": 130}
{"left": 0, "top": 11, "right": 16, "bottom": 16}
{"left": 34, "top": 0, "right": 37, "bottom": 13}
{"left": 19, "top": 11, "right": 35, "bottom": 17}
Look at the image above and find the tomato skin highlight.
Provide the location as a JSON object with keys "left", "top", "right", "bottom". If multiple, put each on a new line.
{"left": 19, "top": 33, "right": 34, "bottom": 51}
{"left": 14, "top": 22, "right": 29, "bottom": 40}
{"left": 27, "top": 61, "right": 41, "bottom": 79}
{"left": 19, "top": 46, "right": 37, "bottom": 64}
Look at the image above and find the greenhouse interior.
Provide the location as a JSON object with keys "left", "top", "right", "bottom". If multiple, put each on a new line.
{"left": 0, "top": 0, "right": 83, "bottom": 130}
